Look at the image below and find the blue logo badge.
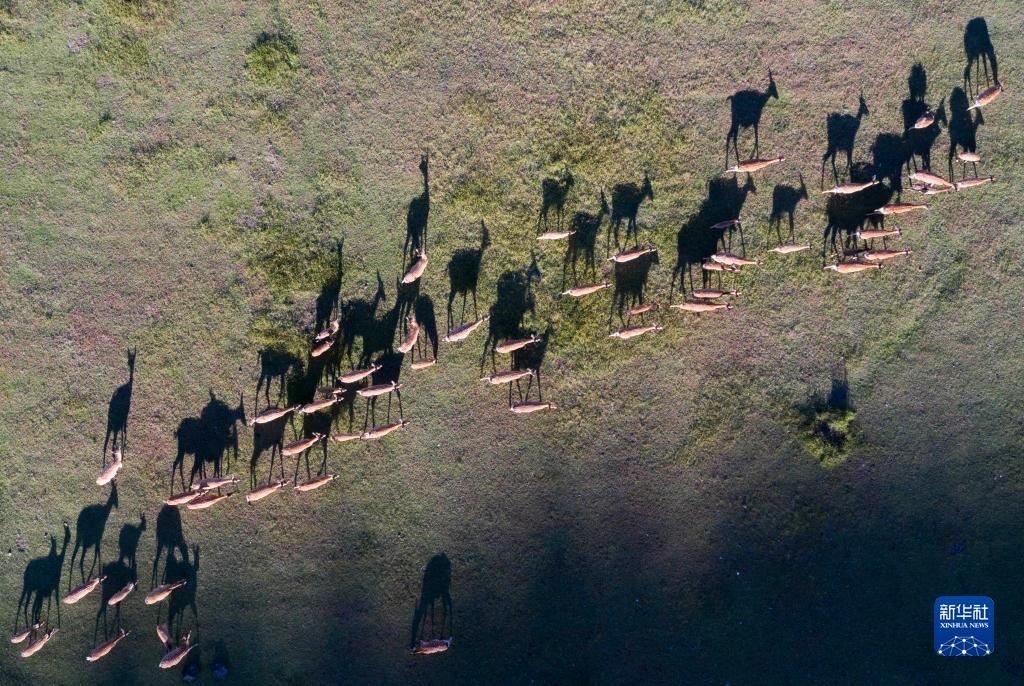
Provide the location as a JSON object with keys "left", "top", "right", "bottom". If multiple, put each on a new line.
{"left": 934, "top": 596, "right": 994, "bottom": 656}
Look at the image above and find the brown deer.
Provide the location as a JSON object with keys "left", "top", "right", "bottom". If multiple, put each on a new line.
{"left": 954, "top": 175, "right": 994, "bottom": 191}
{"left": 410, "top": 358, "right": 436, "bottom": 370}
{"left": 10, "top": 622, "right": 43, "bottom": 645}
{"left": 872, "top": 203, "right": 929, "bottom": 215}
{"left": 300, "top": 397, "right": 339, "bottom": 414}
{"left": 957, "top": 151, "right": 981, "bottom": 163}
{"left": 609, "top": 245, "right": 657, "bottom": 263}
{"left": 357, "top": 381, "right": 401, "bottom": 398}
{"left": 495, "top": 335, "right": 539, "bottom": 354}
{"left": 411, "top": 637, "right": 452, "bottom": 655}
{"left": 691, "top": 288, "right": 739, "bottom": 299}
{"left": 967, "top": 81, "right": 1003, "bottom": 110}
{"left": 481, "top": 369, "right": 535, "bottom": 385}
{"left": 727, "top": 157, "right": 785, "bottom": 174}
{"left": 185, "top": 491, "right": 234, "bottom": 510}
{"left": 107, "top": 581, "right": 136, "bottom": 606}
{"left": 822, "top": 177, "right": 879, "bottom": 195}
{"left": 96, "top": 446, "right": 123, "bottom": 486}
{"left": 18, "top": 628, "right": 57, "bottom": 658}
{"left": 824, "top": 262, "right": 881, "bottom": 273}
{"left": 909, "top": 110, "right": 935, "bottom": 129}
{"left": 192, "top": 475, "right": 240, "bottom": 492}
{"left": 864, "top": 248, "right": 912, "bottom": 261}
{"left": 155, "top": 624, "right": 171, "bottom": 647}
{"left": 339, "top": 364, "right": 381, "bottom": 384}
{"left": 561, "top": 282, "right": 611, "bottom": 297}
{"left": 248, "top": 404, "right": 300, "bottom": 426}
{"left": 86, "top": 628, "right": 130, "bottom": 662}
{"left": 853, "top": 228, "right": 900, "bottom": 240}
{"left": 144, "top": 579, "right": 187, "bottom": 605}
{"left": 538, "top": 229, "right": 575, "bottom": 241}
{"left": 64, "top": 576, "right": 106, "bottom": 605}
{"left": 769, "top": 243, "right": 813, "bottom": 254}
{"left": 627, "top": 302, "right": 658, "bottom": 316}
{"left": 510, "top": 401, "right": 556, "bottom": 414}
{"left": 314, "top": 319, "right": 340, "bottom": 342}
{"left": 712, "top": 253, "right": 762, "bottom": 267}
{"left": 164, "top": 491, "right": 201, "bottom": 506}
{"left": 610, "top": 324, "right": 663, "bottom": 340}
{"left": 909, "top": 184, "right": 953, "bottom": 195}
{"left": 159, "top": 632, "right": 194, "bottom": 669}
{"left": 329, "top": 433, "right": 360, "bottom": 443}
{"left": 402, "top": 248, "right": 429, "bottom": 284}
{"left": 398, "top": 316, "right": 420, "bottom": 353}
{"left": 701, "top": 261, "right": 739, "bottom": 273}
{"left": 672, "top": 301, "right": 733, "bottom": 313}
{"left": 295, "top": 474, "right": 338, "bottom": 493}
{"left": 311, "top": 338, "right": 335, "bottom": 358}
{"left": 245, "top": 479, "right": 290, "bottom": 503}
{"left": 909, "top": 170, "right": 953, "bottom": 188}
{"left": 282, "top": 433, "right": 325, "bottom": 456}
{"left": 444, "top": 315, "right": 489, "bottom": 343}
{"left": 361, "top": 419, "right": 410, "bottom": 440}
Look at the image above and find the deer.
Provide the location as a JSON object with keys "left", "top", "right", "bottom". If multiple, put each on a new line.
{"left": 145, "top": 579, "right": 187, "bottom": 605}
{"left": 609, "top": 174, "right": 654, "bottom": 247}
{"left": 10, "top": 622, "right": 43, "bottom": 645}
{"left": 18, "top": 628, "right": 57, "bottom": 658}
{"left": 164, "top": 491, "right": 201, "bottom": 506}
{"left": 824, "top": 262, "right": 881, "bottom": 273}
{"left": 64, "top": 575, "right": 106, "bottom": 605}
{"left": 909, "top": 110, "right": 936, "bottom": 129}
{"left": 712, "top": 253, "right": 761, "bottom": 267}
{"left": 691, "top": 288, "right": 739, "bottom": 299}
{"left": 609, "top": 245, "right": 656, "bottom": 263}
{"left": 282, "top": 433, "right": 325, "bottom": 456}
{"left": 156, "top": 623, "right": 171, "bottom": 648}
{"left": 727, "top": 157, "right": 785, "bottom": 174}
{"left": 248, "top": 404, "right": 300, "bottom": 426}
{"left": 909, "top": 170, "right": 953, "bottom": 188}
{"left": 245, "top": 479, "right": 290, "bottom": 503}
{"left": 295, "top": 473, "right": 338, "bottom": 493}
{"left": 967, "top": 81, "right": 1002, "bottom": 110}
{"left": 411, "top": 637, "right": 452, "bottom": 655}
{"left": 822, "top": 176, "right": 879, "bottom": 195}
{"left": 444, "top": 315, "right": 489, "bottom": 343}
{"left": 769, "top": 243, "right": 813, "bottom": 254}
{"left": 159, "top": 632, "right": 194, "bottom": 669}
{"left": 538, "top": 228, "right": 575, "bottom": 241}
{"left": 357, "top": 381, "right": 401, "bottom": 398}
{"left": 314, "top": 319, "right": 340, "bottom": 342}
{"left": 910, "top": 183, "right": 953, "bottom": 195}
{"left": 96, "top": 445, "right": 123, "bottom": 486}
{"left": 481, "top": 369, "right": 535, "bottom": 385}
{"left": 954, "top": 176, "right": 994, "bottom": 191}
{"left": 562, "top": 282, "right": 611, "bottom": 297}
{"left": 398, "top": 315, "right": 420, "bottom": 353}
{"left": 192, "top": 475, "right": 240, "bottom": 491}
{"left": 402, "top": 248, "right": 429, "bottom": 284}
{"left": 300, "top": 397, "right": 338, "bottom": 414}
{"left": 702, "top": 261, "right": 738, "bottom": 273}
{"left": 822, "top": 91, "right": 869, "bottom": 184}
{"left": 727, "top": 70, "right": 779, "bottom": 165}
{"left": 864, "top": 248, "right": 912, "bottom": 261}
{"left": 361, "top": 419, "right": 410, "bottom": 440}
{"left": 311, "top": 338, "right": 334, "bottom": 358}
{"left": 86, "top": 628, "right": 130, "bottom": 662}
{"left": 339, "top": 364, "right": 381, "bottom": 385}
{"left": 185, "top": 491, "right": 234, "bottom": 510}
{"left": 854, "top": 228, "right": 901, "bottom": 240}
{"left": 610, "top": 324, "right": 663, "bottom": 340}
{"left": 872, "top": 203, "right": 929, "bottom": 215}
{"left": 539, "top": 170, "right": 574, "bottom": 230}
{"left": 107, "top": 581, "right": 137, "bottom": 607}
{"left": 329, "top": 432, "right": 361, "bottom": 443}
{"left": 672, "top": 301, "right": 733, "bottom": 313}
{"left": 410, "top": 358, "right": 436, "bottom": 370}
{"left": 495, "top": 335, "right": 539, "bottom": 354}
{"left": 627, "top": 302, "right": 658, "bottom": 316}
{"left": 510, "top": 401, "right": 556, "bottom": 414}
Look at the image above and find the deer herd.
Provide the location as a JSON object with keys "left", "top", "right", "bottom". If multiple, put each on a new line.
{"left": 9, "top": 30, "right": 1006, "bottom": 674}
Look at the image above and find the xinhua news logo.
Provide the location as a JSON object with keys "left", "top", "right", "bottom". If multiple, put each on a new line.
{"left": 934, "top": 596, "right": 994, "bottom": 656}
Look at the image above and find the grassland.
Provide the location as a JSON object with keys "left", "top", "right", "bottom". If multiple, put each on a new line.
{"left": 2, "top": 1, "right": 1023, "bottom": 684}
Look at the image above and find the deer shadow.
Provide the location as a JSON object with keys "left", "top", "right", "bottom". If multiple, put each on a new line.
{"left": 539, "top": 170, "right": 575, "bottom": 230}
{"left": 151, "top": 505, "right": 187, "bottom": 586}
{"left": 511, "top": 325, "right": 553, "bottom": 404}
{"left": 160, "top": 544, "right": 200, "bottom": 640}
{"left": 447, "top": 220, "right": 490, "bottom": 328}
{"left": 947, "top": 87, "right": 984, "bottom": 180}
{"left": 15, "top": 523, "right": 70, "bottom": 630}
{"left": 822, "top": 159, "right": 894, "bottom": 260}
{"left": 563, "top": 191, "right": 609, "bottom": 288}
{"left": 256, "top": 348, "right": 299, "bottom": 408}
{"left": 769, "top": 174, "right": 809, "bottom": 244}
{"left": 103, "top": 348, "right": 136, "bottom": 461}
{"left": 315, "top": 239, "right": 345, "bottom": 337}
{"left": 404, "top": 154, "right": 430, "bottom": 260}
{"left": 414, "top": 295, "right": 440, "bottom": 363}
{"left": 726, "top": 70, "right": 779, "bottom": 167}
{"left": 94, "top": 559, "right": 133, "bottom": 641}
{"left": 481, "top": 270, "right": 536, "bottom": 373}
{"left": 117, "top": 512, "right": 146, "bottom": 572}
{"left": 821, "top": 91, "right": 869, "bottom": 187}
{"left": 901, "top": 63, "right": 946, "bottom": 173}
{"left": 357, "top": 351, "right": 405, "bottom": 429}
{"left": 409, "top": 553, "right": 453, "bottom": 648}
{"left": 69, "top": 484, "right": 119, "bottom": 587}
{"left": 338, "top": 273, "right": 388, "bottom": 366}
{"left": 963, "top": 17, "right": 998, "bottom": 94}
{"left": 610, "top": 253, "right": 659, "bottom": 327}
{"left": 250, "top": 414, "right": 287, "bottom": 487}
{"left": 609, "top": 175, "right": 653, "bottom": 251}
{"left": 671, "top": 175, "right": 756, "bottom": 296}
{"left": 170, "top": 391, "right": 245, "bottom": 492}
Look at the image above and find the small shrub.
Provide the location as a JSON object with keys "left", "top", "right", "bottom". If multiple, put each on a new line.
{"left": 246, "top": 32, "right": 299, "bottom": 84}
{"left": 800, "top": 403, "right": 857, "bottom": 468}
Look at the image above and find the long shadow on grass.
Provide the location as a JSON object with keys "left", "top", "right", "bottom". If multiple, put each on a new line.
{"left": 68, "top": 484, "right": 119, "bottom": 588}
{"left": 902, "top": 63, "right": 945, "bottom": 174}
{"left": 481, "top": 270, "right": 536, "bottom": 373}
{"left": 409, "top": 553, "right": 453, "bottom": 648}
{"left": 963, "top": 17, "right": 998, "bottom": 95}
{"left": 15, "top": 523, "right": 70, "bottom": 631}
{"left": 103, "top": 348, "right": 136, "bottom": 463}
{"left": 563, "top": 191, "right": 609, "bottom": 289}
{"left": 821, "top": 91, "right": 869, "bottom": 188}
{"left": 170, "top": 392, "right": 245, "bottom": 492}
{"left": 610, "top": 253, "right": 659, "bottom": 327}
{"left": 447, "top": 220, "right": 490, "bottom": 329}
{"left": 947, "top": 86, "right": 984, "bottom": 181}
{"left": 404, "top": 154, "right": 430, "bottom": 261}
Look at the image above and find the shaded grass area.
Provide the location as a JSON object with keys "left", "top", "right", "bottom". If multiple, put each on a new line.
{"left": 1, "top": 0, "right": 1024, "bottom": 684}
